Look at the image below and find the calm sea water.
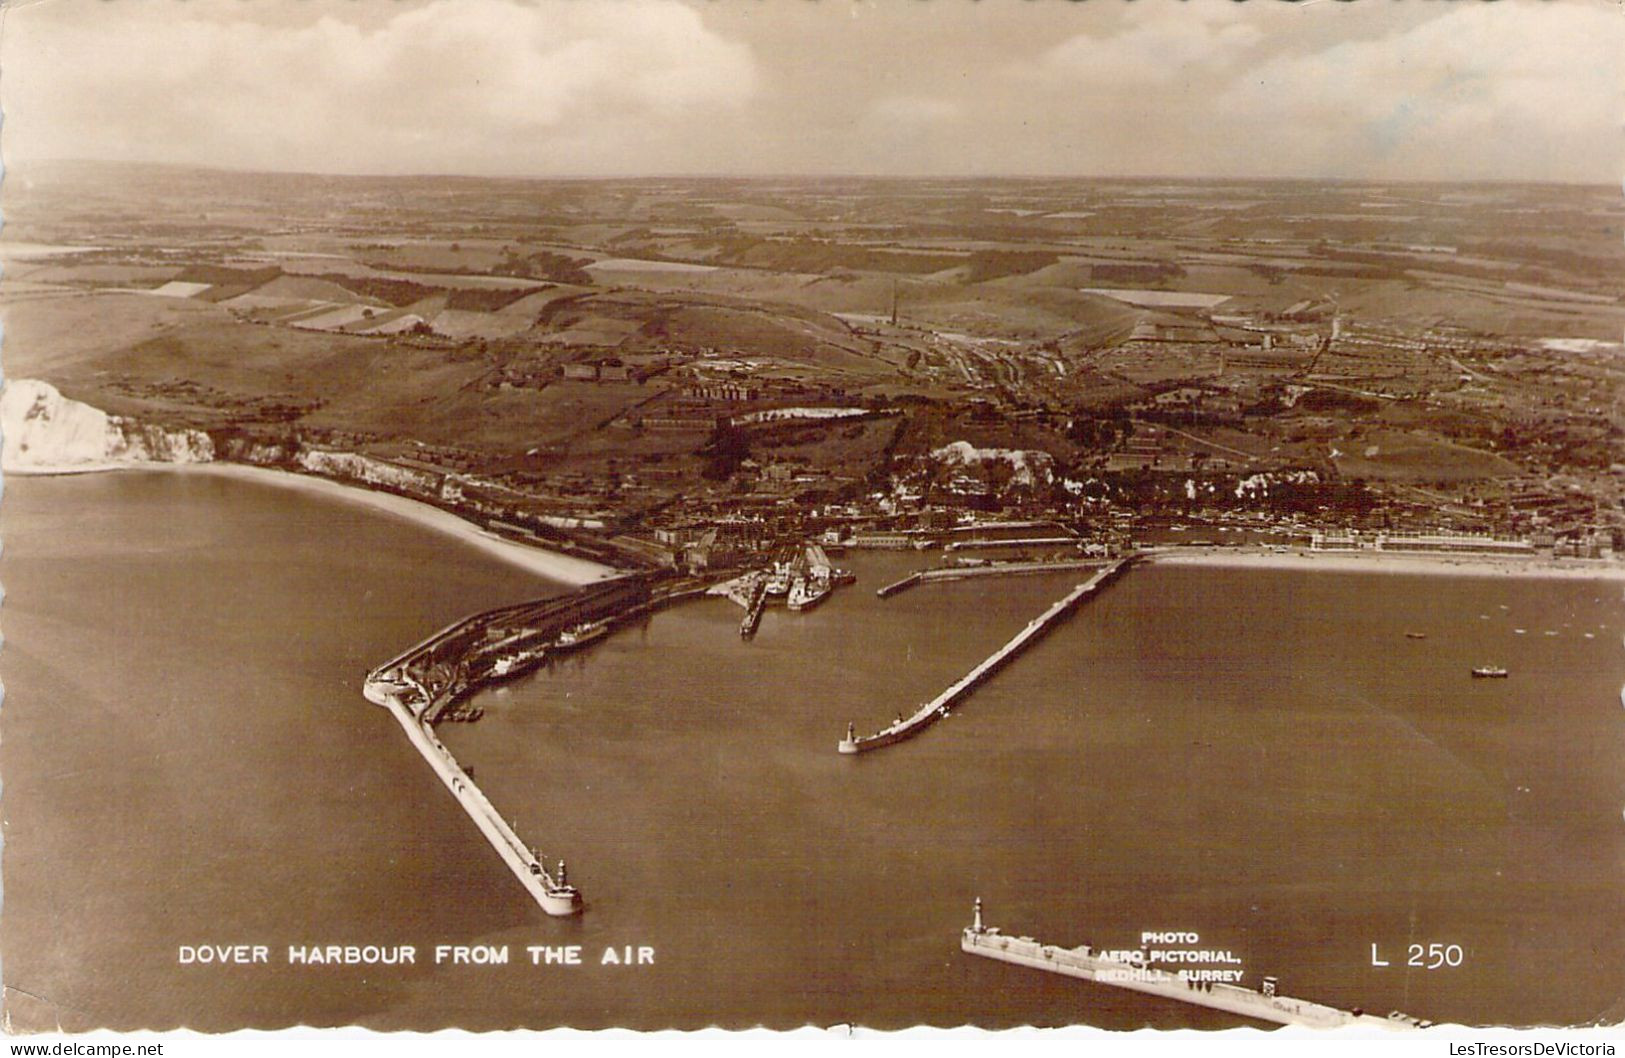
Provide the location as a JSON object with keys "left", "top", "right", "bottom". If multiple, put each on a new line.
{"left": 3, "top": 472, "right": 1622, "bottom": 1030}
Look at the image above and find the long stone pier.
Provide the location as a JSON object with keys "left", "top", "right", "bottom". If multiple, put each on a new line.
{"left": 368, "top": 679, "right": 583, "bottom": 915}
{"left": 839, "top": 556, "right": 1135, "bottom": 754}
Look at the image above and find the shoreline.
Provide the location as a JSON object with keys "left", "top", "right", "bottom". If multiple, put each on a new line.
{"left": 6, "top": 458, "right": 619, "bottom": 586}
{"left": 12, "top": 460, "right": 1622, "bottom": 587}
{"left": 5, "top": 460, "right": 144, "bottom": 477}
{"left": 1146, "top": 547, "right": 1625, "bottom": 582}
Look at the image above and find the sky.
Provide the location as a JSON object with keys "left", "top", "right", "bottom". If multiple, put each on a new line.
{"left": 1, "top": 0, "right": 1619, "bottom": 183}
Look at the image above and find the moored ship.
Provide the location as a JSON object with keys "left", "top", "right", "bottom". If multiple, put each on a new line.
{"left": 487, "top": 645, "right": 548, "bottom": 681}
{"left": 554, "top": 620, "right": 610, "bottom": 650}
{"left": 764, "top": 565, "right": 792, "bottom": 596}
{"left": 787, "top": 573, "right": 832, "bottom": 611}
{"left": 1471, "top": 665, "right": 1509, "bottom": 678}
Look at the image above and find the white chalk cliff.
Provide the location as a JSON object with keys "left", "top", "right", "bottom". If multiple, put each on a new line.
{"left": 930, "top": 440, "right": 1054, "bottom": 487}
{"left": 1, "top": 378, "right": 215, "bottom": 471}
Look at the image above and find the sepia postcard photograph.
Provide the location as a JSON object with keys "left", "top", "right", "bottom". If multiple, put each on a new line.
{"left": 0, "top": 0, "right": 1621, "bottom": 1043}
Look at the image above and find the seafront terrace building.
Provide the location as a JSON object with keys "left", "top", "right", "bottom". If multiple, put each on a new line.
{"left": 850, "top": 531, "right": 918, "bottom": 550}
{"left": 1310, "top": 530, "right": 1534, "bottom": 556}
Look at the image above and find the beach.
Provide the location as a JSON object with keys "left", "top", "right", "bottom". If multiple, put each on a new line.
{"left": 6, "top": 457, "right": 619, "bottom": 586}
{"left": 1147, "top": 547, "right": 1625, "bottom": 583}
{"left": 175, "top": 463, "right": 619, "bottom": 586}
{"left": 4, "top": 460, "right": 148, "bottom": 476}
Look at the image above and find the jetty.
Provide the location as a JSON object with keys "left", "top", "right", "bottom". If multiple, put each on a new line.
{"left": 739, "top": 577, "right": 768, "bottom": 638}
{"left": 961, "top": 900, "right": 1428, "bottom": 1030}
{"left": 876, "top": 572, "right": 924, "bottom": 598}
{"left": 840, "top": 556, "right": 1135, "bottom": 753}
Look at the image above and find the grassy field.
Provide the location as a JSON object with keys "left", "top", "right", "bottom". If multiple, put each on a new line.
{"left": 5, "top": 163, "right": 1618, "bottom": 500}
{"left": 1332, "top": 428, "right": 1520, "bottom": 483}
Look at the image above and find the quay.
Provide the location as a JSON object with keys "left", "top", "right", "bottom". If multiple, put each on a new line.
{"left": 840, "top": 556, "right": 1135, "bottom": 753}
{"left": 943, "top": 519, "right": 1070, "bottom": 538}
{"left": 944, "top": 536, "right": 1080, "bottom": 552}
{"left": 961, "top": 900, "right": 1428, "bottom": 1030}
{"left": 878, "top": 559, "right": 1114, "bottom": 598}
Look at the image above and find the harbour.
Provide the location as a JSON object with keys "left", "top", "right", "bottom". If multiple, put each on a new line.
{"left": 5, "top": 473, "right": 1624, "bottom": 1029}
{"left": 1, "top": 6, "right": 1622, "bottom": 1039}
{"left": 359, "top": 539, "right": 863, "bottom": 915}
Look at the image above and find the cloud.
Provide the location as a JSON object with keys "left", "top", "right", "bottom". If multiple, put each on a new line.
{"left": 1, "top": 0, "right": 1614, "bottom": 182}
{"left": 2, "top": 0, "right": 759, "bottom": 174}
{"left": 1215, "top": 2, "right": 1622, "bottom": 181}
{"left": 1011, "top": 0, "right": 1620, "bottom": 182}
{"left": 869, "top": 96, "right": 962, "bottom": 126}
{"left": 1039, "top": 3, "right": 1268, "bottom": 88}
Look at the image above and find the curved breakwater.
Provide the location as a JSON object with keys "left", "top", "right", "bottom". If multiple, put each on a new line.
{"left": 360, "top": 579, "right": 656, "bottom": 914}
{"left": 361, "top": 573, "right": 720, "bottom": 915}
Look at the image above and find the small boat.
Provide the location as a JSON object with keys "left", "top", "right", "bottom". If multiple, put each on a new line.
{"left": 1405, "top": 631, "right": 1427, "bottom": 640}
{"left": 1471, "top": 666, "right": 1509, "bottom": 679}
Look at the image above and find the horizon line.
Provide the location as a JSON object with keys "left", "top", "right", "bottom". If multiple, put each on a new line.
{"left": 5, "top": 156, "right": 1615, "bottom": 191}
